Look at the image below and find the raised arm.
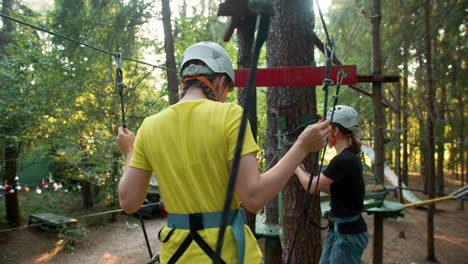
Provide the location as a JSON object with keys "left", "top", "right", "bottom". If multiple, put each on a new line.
{"left": 295, "top": 164, "right": 333, "bottom": 194}
{"left": 116, "top": 127, "right": 152, "bottom": 214}
{"left": 234, "top": 119, "right": 330, "bottom": 213}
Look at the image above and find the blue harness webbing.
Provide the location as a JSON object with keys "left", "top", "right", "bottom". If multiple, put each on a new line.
{"left": 329, "top": 214, "right": 364, "bottom": 258}
{"left": 163, "top": 209, "right": 246, "bottom": 264}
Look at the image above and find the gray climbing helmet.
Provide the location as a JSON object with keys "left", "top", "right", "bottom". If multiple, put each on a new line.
{"left": 326, "top": 105, "right": 359, "bottom": 133}
{"left": 180, "top": 41, "right": 235, "bottom": 85}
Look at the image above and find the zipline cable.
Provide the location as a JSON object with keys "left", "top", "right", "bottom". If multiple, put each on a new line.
{"left": 0, "top": 13, "right": 177, "bottom": 72}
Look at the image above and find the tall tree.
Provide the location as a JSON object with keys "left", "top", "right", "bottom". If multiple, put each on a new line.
{"left": 267, "top": 0, "right": 320, "bottom": 262}
{"left": 402, "top": 39, "right": 409, "bottom": 188}
{"left": 162, "top": 0, "right": 179, "bottom": 105}
{"left": 0, "top": 0, "right": 21, "bottom": 227}
{"left": 370, "top": 0, "right": 386, "bottom": 263}
{"left": 432, "top": 0, "right": 445, "bottom": 197}
{"left": 424, "top": 0, "right": 437, "bottom": 261}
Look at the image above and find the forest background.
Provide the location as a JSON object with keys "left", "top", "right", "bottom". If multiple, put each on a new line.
{"left": 0, "top": 0, "right": 466, "bottom": 263}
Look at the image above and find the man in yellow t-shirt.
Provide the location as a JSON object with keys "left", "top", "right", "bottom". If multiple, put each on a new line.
{"left": 116, "top": 41, "right": 330, "bottom": 263}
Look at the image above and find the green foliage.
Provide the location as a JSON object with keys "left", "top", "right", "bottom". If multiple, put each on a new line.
{"left": 324, "top": 0, "right": 466, "bottom": 173}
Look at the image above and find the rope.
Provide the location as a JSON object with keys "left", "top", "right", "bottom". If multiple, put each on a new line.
{"left": 297, "top": 71, "right": 347, "bottom": 262}
{"left": 286, "top": 69, "right": 347, "bottom": 264}
{"left": 213, "top": 14, "right": 271, "bottom": 262}
{"left": 286, "top": 1, "right": 345, "bottom": 261}
{"left": 314, "top": 0, "right": 332, "bottom": 45}
{"left": 0, "top": 13, "right": 177, "bottom": 72}
{"left": 0, "top": 202, "right": 160, "bottom": 233}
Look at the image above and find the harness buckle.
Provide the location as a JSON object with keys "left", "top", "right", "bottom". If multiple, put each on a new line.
{"left": 189, "top": 213, "right": 204, "bottom": 231}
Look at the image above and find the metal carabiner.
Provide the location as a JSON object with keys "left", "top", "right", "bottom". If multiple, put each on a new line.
{"left": 337, "top": 68, "right": 348, "bottom": 86}
{"left": 323, "top": 39, "right": 335, "bottom": 62}
{"left": 114, "top": 52, "right": 123, "bottom": 69}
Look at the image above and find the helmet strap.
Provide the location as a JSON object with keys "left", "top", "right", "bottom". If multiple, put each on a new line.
{"left": 182, "top": 76, "right": 228, "bottom": 102}
{"left": 329, "top": 132, "right": 353, "bottom": 148}
{"left": 217, "top": 84, "right": 230, "bottom": 102}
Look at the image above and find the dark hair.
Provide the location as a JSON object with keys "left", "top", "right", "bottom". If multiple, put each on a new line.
{"left": 332, "top": 123, "right": 362, "bottom": 154}
{"left": 180, "top": 73, "right": 232, "bottom": 101}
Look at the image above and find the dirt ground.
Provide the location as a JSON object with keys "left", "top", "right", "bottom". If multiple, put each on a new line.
{"left": 1, "top": 176, "right": 467, "bottom": 264}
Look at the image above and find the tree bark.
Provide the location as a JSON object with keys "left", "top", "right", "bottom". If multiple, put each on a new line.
{"left": 456, "top": 60, "right": 465, "bottom": 211}
{"left": 396, "top": 82, "right": 403, "bottom": 203}
{"left": 371, "top": 0, "right": 385, "bottom": 263}
{"left": 402, "top": 40, "right": 409, "bottom": 187}
{"left": 0, "top": 0, "right": 13, "bottom": 53}
{"left": 4, "top": 142, "right": 21, "bottom": 226}
{"left": 162, "top": 0, "right": 179, "bottom": 105}
{"left": 424, "top": 0, "right": 437, "bottom": 261}
{"left": 267, "top": 0, "right": 320, "bottom": 262}
{"left": 0, "top": 0, "right": 20, "bottom": 227}
{"left": 80, "top": 180, "right": 95, "bottom": 209}
{"left": 432, "top": 0, "right": 445, "bottom": 197}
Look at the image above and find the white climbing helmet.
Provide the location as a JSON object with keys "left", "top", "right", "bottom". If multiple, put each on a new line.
{"left": 180, "top": 41, "right": 235, "bottom": 84}
{"left": 326, "top": 105, "right": 359, "bottom": 132}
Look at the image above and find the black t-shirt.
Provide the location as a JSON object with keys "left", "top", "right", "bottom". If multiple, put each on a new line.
{"left": 323, "top": 148, "right": 367, "bottom": 234}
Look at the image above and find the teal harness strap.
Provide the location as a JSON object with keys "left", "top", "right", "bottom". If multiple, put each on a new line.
{"left": 166, "top": 209, "right": 246, "bottom": 264}
{"left": 330, "top": 214, "right": 364, "bottom": 259}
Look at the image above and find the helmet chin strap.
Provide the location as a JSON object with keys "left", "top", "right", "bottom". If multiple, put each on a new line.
{"left": 182, "top": 76, "right": 229, "bottom": 102}
{"left": 329, "top": 132, "right": 353, "bottom": 148}
{"left": 217, "top": 85, "right": 230, "bottom": 102}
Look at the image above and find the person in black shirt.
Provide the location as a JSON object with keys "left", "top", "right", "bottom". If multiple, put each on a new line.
{"left": 295, "top": 105, "right": 368, "bottom": 264}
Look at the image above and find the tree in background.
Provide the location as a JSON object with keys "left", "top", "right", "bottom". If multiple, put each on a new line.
{"left": 267, "top": 0, "right": 320, "bottom": 262}
{"left": 161, "top": 0, "right": 179, "bottom": 105}
{"left": 0, "top": 0, "right": 21, "bottom": 227}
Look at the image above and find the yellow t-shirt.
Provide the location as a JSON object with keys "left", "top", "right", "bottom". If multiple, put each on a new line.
{"left": 130, "top": 99, "right": 262, "bottom": 263}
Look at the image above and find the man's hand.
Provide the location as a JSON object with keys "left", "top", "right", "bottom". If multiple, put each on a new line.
{"left": 116, "top": 126, "right": 135, "bottom": 156}
{"left": 297, "top": 118, "right": 330, "bottom": 153}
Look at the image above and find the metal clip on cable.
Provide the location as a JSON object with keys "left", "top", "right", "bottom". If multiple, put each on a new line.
{"left": 115, "top": 52, "right": 128, "bottom": 128}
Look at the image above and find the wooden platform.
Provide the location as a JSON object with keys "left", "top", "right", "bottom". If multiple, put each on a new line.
{"left": 28, "top": 213, "right": 78, "bottom": 232}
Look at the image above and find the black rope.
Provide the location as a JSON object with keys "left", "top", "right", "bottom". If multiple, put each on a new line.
{"left": 314, "top": 0, "right": 332, "bottom": 45}
{"left": 0, "top": 13, "right": 177, "bottom": 72}
{"left": 286, "top": 69, "right": 347, "bottom": 264}
{"left": 213, "top": 14, "right": 271, "bottom": 263}
{"left": 286, "top": 1, "right": 344, "bottom": 260}
{"left": 295, "top": 71, "right": 347, "bottom": 263}
{"left": 139, "top": 214, "right": 154, "bottom": 259}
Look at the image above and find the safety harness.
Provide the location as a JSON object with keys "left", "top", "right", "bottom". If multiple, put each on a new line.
{"left": 329, "top": 214, "right": 365, "bottom": 259}
{"left": 159, "top": 209, "right": 246, "bottom": 264}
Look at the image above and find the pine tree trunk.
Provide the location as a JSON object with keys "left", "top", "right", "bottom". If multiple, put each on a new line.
{"left": 457, "top": 84, "right": 465, "bottom": 211}
{"left": 402, "top": 41, "right": 409, "bottom": 187}
{"left": 4, "top": 142, "right": 21, "bottom": 226}
{"left": 424, "top": 0, "right": 437, "bottom": 261}
{"left": 371, "top": 1, "right": 385, "bottom": 263}
{"left": 81, "top": 180, "right": 94, "bottom": 209}
{"left": 396, "top": 82, "right": 403, "bottom": 203}
{"left": 0, "top": 0, "right": 20, "bottom": 227}
{"left": 267, "top": 0, "right": 320, "bottom": 262}
{"left": 431, "top": 0, "right": 445, "bottom": 197}
{"left": 162, "top": 0, "right": 179, "bottom": 105}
